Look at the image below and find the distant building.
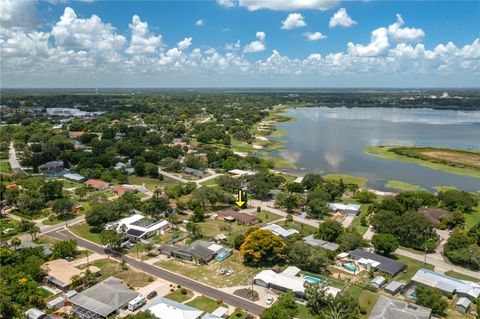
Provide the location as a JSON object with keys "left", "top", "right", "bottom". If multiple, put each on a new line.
{"left": 328, "top": 203, "right": 361, "bottom": 215}
{"left": 219, "top": 210, "right": 259, "bottom": 226}
{"left": 69, "top": 277, "right": 139, "bottom": 319}
{"left": 417, "top": 208, "right": 453, "bottom": 226}
{"left": 184, "top": 167, "right": 204, "bottom": 177}
{"left": 46, "top": 108, "right": 88, "bottom": 117}
{"left": 302, "top": 235, "right": 339, "bottom": 252}
{"left": 84, "top": 179, "right": 109, "bottom": 190}
{"left": 368, "top": 295, "right": 431, "bottom": 319}
{"left": 69, "top": 131, "right": 85, "bottom": 139}
{"left": 38, "top": 161, "right": 65, "bottom": 176}
{"left": 64, "top": 173, "right": 86, "bottom": 183}
{"left": 261, "top": 224, "right": 299, "bottom": 239}
{"left": 349, "top": 249, "right": 406, "bottom": 276}
{"left": 25, "top": 308, "right": 46, "bottom": 319}
{"left": 11, "top": 241, "right": 51, "bottom": 257}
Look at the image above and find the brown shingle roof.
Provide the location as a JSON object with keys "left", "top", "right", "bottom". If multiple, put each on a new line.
{"left": 220, "top": 210, "right": 259, "bottom": 225}
{"left": 418, "top": 208, "right": 453, "bottom": 225}
{"left": 85, "top": 179, "right": 109, "bottom": 190}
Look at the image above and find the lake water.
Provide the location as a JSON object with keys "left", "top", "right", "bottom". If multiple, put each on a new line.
{"left": 272, "top": 107, "right": 480, "bottom": 192}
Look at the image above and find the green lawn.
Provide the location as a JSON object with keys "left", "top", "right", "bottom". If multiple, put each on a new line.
{"left": 254, "top": 210, "right": 284, "bottom": 224}
{"left": 358, "top": 290, "right": 379, "bottom": 318}
{"left": 296, "top": 303, "right": 317, "bottom": 319}
{"left": 199, "top": 176, "right": 221, "bottom": 187}
{"left": 127, "top": 175, "right": 178, "bottom": 191}
{"left": 42, "top": 212, "right": 80, "bottom": 225}
{"left": 227, "top": 310, "right": 250, "bottom": 319}
{"left": 324, "top": 174, "right": 368, "bottom": 186}
{"left": 165, "top": 288, "right": 194, "bottom": 303}
{"left": 69, "top": 223, "right": 102, "bottom": 244}
{"left": 198, "top": 219, "right": 249, "bottom": 239}
{"left": 384, "top": 180, "right": 426, "bottom": 192}
{"left": 186, "top": 296, "right": 226, "bottom": 314}
{"left": 37, "top": 287, "right": 54, "bottom": 299}
{"left": 393, "top": 254, "right": 434, "bottom": 282}
{"left": 83, "top": 258, "right": 154, "bottom": 288}
{"left": 275, "top": 220, "right": 317, "bottom": 237}
{"left": 20, "top": 176, "right": 45, "bottom": 190}
{"left": 0, "top": 160, "right": 11, "bottom": 173}
{"left": 445, "top": 270, "right": 480, "bottom": 283}
{"left": 465, "top": 203, "right": 480, "bottom": 230}
{"left": 348, "top": 203, "right": 371, "bottom": 235}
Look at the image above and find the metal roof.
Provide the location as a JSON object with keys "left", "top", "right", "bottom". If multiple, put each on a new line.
{"left": 303, "top": 235, "right": 340, "bottom": 251}
{"left": 147, "top": 297, "right": 203, "bottom": 319}
{"left": 369, "top": 295, "right": 432, "bottom": 319}
{"left": 349, "top": 249, "right": 405, "bottom": 276}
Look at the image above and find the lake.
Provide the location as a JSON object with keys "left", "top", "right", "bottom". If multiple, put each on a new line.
{"left": 272, "top": 107, "right": 480, "bottom": 192}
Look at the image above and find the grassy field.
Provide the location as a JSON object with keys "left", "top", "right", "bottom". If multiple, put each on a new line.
{"left": 42, "top": 212, "right": 81, "bottom": 225}
{"left": 296, "top": 303, "right": 317, "bottom": 319}
{"left": 69, "top": 223, "right": 102, "bottom": 244}
{"left": 275, "top": 220, "right": 318, "bottom": 237}
{"left": 227, "top": 310, "right": 251, "bottom": 319}
{"left": 198, "top": 219, "right": 249, "bottom": 240}
{"left": 20, "top": 176, "right": 45, "bottom": 190}
{"left": 384, "top": 180, "right": 426, "bottom": 191}
{"left": 324, "top": 174, "right": 368, "bottom": 186}
{"left": 445, "top": 270, "right": 480, "bottom": 283}
{"left": 254, "top": 210, "right": 284, "bottom": 224}
{"left": 262, "top": 156, "right": 297, "bottom": 169}
{"left": 393, "top": 254, "right": 434, "bottom": 282}
{"left": 83, "top": 258, "right": 154, "bottom": 288}
{"left": 37, "top": 287, "right": 54, "bottom": 298}
{"left": 127, "top": 175, "right": 178, "bottom": 191}
{"left": 165, "top": 288, "right": 194, "bottom": 303}
{"left": 156, "top": 251, "right": 268, "bottom": 288}
{"left": 186, "top": 296, "right": 225, "bottom": 314}
{"left": 358, "top": 290, "right": 379, "bottom": 318}
{"left": 365, "top": 146, "right": 480, "bottom": 178}
{"left": 0, "top": 160, "right": 11, "bottom": 173}
{"left": 348, "top": 204, "right": 371, "bottom": 235}
{"left": 465, "top": 203, "right": 480, "bottom": 230}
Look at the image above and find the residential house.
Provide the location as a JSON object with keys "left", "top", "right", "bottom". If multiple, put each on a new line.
{"left": 254, "top": 266, "right": 341, "bottom": 299}
{"left": 84, "top": 179, "right": 109, "bottom": 190}
{"left": 349, "top": 249, "right": 406, "bottom": 276}
{"left": 69, "top": 131, "right": 85, "bottom": 139}
{"left": 184, "top": 167, "right": 204, "bottom": 177}
{"left": 108, "top": 185, "right": 137, "bottom": 197}
{"left": 69, "top": 277, "right": 140, "bottom": 319}
{"left": 147, "top": 298, "right": 203, "bottom": 319}
{"left": 38, "top": 161, "right": 65, "bottom": 176}
{"left": 11, "top": 241, "right": 51, "bottom": 257}
{"left": 328, "top": 203, "right": 361, "bottom": 215}
{"left": 261, "top": 224, "right": 299, "bottom": 239}
{"left": 159, "top": 240, "right": 230, "bottom": 264}
{"left": 43, "top": 259, "right": 100, "bottom": 291}
{"left": 303, "top": 235, "right": 339, "bottom": 251}
{"left": 268, "top": 189, "right": 282, "bottom": 200}
{"left": 417, "top": 208, "right": 453, "bottom": 226}
{"left": 409, "top": 268, "right": 480, "bottom": 301}
{"left": 106, "top": 212, "right": 170, "bottom": 241}
{"left": 368, "top": 295, "right": 432, "bottom": 319}
{"left": 219, "top": 210, "right": 259, "bottom": 226}
{"left": 64, "top": 173, "right": 86, "bottom": 183}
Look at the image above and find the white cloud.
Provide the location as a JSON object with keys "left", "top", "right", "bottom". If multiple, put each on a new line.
{"left": 237, "top": 0, "right": 339, "bottom": 11}
{"left": 281, "top": 13, "right": 306, "bottom": 30}
{"left": 126, "top": 15, "right": 162, "bottom": 55}
{"left": 177, "top": 37, "right": 192, "bottom": 50}
{"left": 0, "top": 0, "right": 40, "bottom": 30}
{"left": 217, "top": 0, "right": 237, "bottom": 8}
{"left": 347, "top": 27, "right": 389, "bottom": 56}
{"left": 304, "top": 31, "right": 327, "bottom": 41}
{"left": 52, "top": 7, "right": 126, "bottom": 52}
{"left": 329, "top": 8, "right": 357, "bottom": 28}
{"left": 388, "top": 14, "right": 425, "bottom": 43}
{"left": 195, "top": 19, "right": 204, "bottom": 26}
{"left": 244, "top": 31, "right": 266, "bottom": 53}
{"left": 225, "top": 40, "right": 241, "bottom": 51}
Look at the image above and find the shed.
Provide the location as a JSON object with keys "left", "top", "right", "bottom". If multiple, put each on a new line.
{"left": 456, "top": 297, "right": 471, "bottom": 313}
{"left": 371, "top": 276, "right": 387, "bottom": 288}
{"left": 46, "top": 296, "right": 64, "bottom": 309}
{"left": 25, "top": 308, "right": 46, "bottom": 319}
{"left": 65, "top": 290, "right": 78, "bottom": 300}
{"left": 384, "top": 281, "right": 402, "bottom": 295}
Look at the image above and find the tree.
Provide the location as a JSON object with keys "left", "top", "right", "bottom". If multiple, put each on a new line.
{"left": 40, "top": 180, "right": 64, "bottom": 201}
{"left": 186, "top": 222, "right": 202, "bottom": 239}
{"left": 52, "top": 198, "right": 75, "bottom": 216}
{"left": 304, "top": 282, "right": 330, "bottom": 314}
{"left": 438, "top": 189, "right": 477, "bottom": 213}
{"left": 124, "top": 311, "right": 158, "bottom": 319}
{"left": 337, "top": 229, "right": 364, "bottom": 252}
{"left": 52, "top": 239, "right": 78, "bottom": 259}
{"left": 75, "top": 186, "right": 88, "bottom": 198}
{"left": 443, "top": 228, "right": 479, "bottom": 270}
{"left": 260, "top": 292, "right": 298, "bottom": 319}
{"left": 316, "top": 219, "right": 344, "bottom": 242}
{"left": 240, "top": 229, "right": 287, "bottom": 264}
{"left": 415, "top": 285, "right": 448, "bottom": 316}
{"left": 231, "top": 233, "right": 246, "bottom": 250}
{"left": 302, "top": 174, "right": 323, "bottom": 191}
{"left": 18, "top": 190, "right": 45, "bottom": 216}
{"left": 308, "top": 198, "right": 329, "bottom": 218}
{"left": 287, "top": 241, "right": 330, "bottom": 273}
{"left": 10, "top": 237, "right": 21, "bottom": 250}
{"left": 192, "top": 206, "right": 205, "bottom": 222}
{"left": 100, "top": 229, "right": 123, "bottom": 249}
{"left": 305, "top": 282, "right": 360, "bottom": 319}
{"left": 355, "top": 190, "right": 376, "bottom": 203}
{"left": 371, "top": 233, "right": 399, "bottom": 256}
{"left": 286, "top": 182, "right": 304, "bottom": 193}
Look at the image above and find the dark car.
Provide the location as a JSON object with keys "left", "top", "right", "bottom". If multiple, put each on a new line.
{"left": 104, "top": 248, "right": 123, "bottom": 257}
{"left": 146, "top": 291, "right": 157, "bottom": 299}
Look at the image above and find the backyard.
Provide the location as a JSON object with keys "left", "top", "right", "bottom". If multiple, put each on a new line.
{"left": 186, "top": 296, "right": 226, "bottom": 314}
{"left": 164, "top": 288, "right": 194, "bottom": 303}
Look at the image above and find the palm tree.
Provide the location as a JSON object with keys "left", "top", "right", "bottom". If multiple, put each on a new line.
{"left": 28, "top": 225, "right": 40, "bottom": 241}
{"left": 11, "top": 237, "right": 21, "bottom": 250}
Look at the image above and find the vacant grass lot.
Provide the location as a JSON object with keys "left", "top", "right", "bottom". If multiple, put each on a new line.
{"left": 165, "top": 288, "right": 194, "bottom": 303}
{"left": 69, "top": 223, "right": 102, "bottom": 244}
{"left": 254, "top": 210, "right": 284, "bottom": 224}
{"left": 186, "top": 296, "right": 226, "bottom": 314}
{"left": 465, "top": 203, "right": 480, "bottom": 230}
{"left": 275, "top": 220, "right": 317, "bottom": 237}
{"left": 128, "top": 175, "right": 178, "bottom": 191}
{"left": 198, "top": 219, "right": 249, "bottom": 239}
{"left": 156, "top": 251, "right": 268, "bottom": 287}
{"left": 358, "top": 290, "right": 379, "bottom": 318}
{"left": 83, "top": 258, "right": 154, "bottom": 288}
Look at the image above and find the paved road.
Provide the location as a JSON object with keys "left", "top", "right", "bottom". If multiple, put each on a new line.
{"left": 157, "top": 168, "right": 221, "bottom": 185}
{"left": 395, "top": 248, "right": 480, "bottom": 278}
{"left": 45, "top": 227, "right": 266, "bottom": 316}
{"left": 9, "top": 141, "right": 25, "bottom": 174}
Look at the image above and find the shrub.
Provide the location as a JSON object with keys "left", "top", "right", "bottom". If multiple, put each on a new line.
{"left": 181, "top": 288, "right": 187, "bottom": 295}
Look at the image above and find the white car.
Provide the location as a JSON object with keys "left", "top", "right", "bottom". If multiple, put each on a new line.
{"left": 266, "top": 296, "right": 275, "bottom": 305}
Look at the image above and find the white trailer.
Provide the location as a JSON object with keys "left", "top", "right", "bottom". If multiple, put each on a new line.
{"left": 128, "top": 295, "right": 146, "bottom": 311}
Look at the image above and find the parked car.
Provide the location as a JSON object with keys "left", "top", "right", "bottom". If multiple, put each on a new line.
{"left": 147, "top": 291, "right": 158, "bottom": 299}
{"left": 64, "top": 256, "right": 74, "bottom": 262}
{"left": 104, "top": 248, "right": 122, "bottom": 257}
{"left": 226, "top": 270, "right": 234, "bottom": 276}
{"left": 266, "top": 296, "right": 275, "bottom": 305}
{"left": 217, "top": 269, "right": 227, "bottom": 275}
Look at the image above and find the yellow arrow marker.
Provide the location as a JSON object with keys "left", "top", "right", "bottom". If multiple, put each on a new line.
{"left": 235, "top": 190, "right": 245, "bottom": 208}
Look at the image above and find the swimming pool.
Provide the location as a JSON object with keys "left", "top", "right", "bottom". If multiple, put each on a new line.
{"left": 410, "top": 291, "right": 417, "bottom": 299}
{"left": 342, "top": 263, "right": 358, "bottom": 272}
{"left": 215, "top": 251, "right": 231, "bottom": 261}
{"left": 304, "top": 276, "right": 325, "bottom": 284}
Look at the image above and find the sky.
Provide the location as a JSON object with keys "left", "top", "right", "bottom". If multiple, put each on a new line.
{"left": 0, "top": 0, "right": 479, "bottom": 88}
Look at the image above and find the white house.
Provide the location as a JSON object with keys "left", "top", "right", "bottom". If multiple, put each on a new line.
{"left": 328, "top": 203, "right": 361, "bottom": 215}
{"left": 147, "top": 298, "right": 203, "bottom": 319}
{"left": 261, "top": 224, "right": 299, "bottom": 239}
{"left": 106, "top": 213, "right": 170, "bottom": 241}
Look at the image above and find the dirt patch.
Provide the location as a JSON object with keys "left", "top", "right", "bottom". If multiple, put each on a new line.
{"left": 234, "top": 288, "right": 259, "bottom": 301}
{"left": 421, "top": 151, "right": 480, "bottom": 167}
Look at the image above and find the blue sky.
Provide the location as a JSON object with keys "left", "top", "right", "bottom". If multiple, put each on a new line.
{"left": 1, "top": 0, "right": 479, "bottom": 87}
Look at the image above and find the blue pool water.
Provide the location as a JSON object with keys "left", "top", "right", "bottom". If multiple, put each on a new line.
{"left": 215, "top": 251, "right": 231, "bottom": 261}
{"left": 304, "top": 276, "right": 325, "bottom": 283}
{"left": 342, "top": 263, "right": 358, "bottom": 272}
{"left": 410, "top": 291, "right": 417, "bottom": 299}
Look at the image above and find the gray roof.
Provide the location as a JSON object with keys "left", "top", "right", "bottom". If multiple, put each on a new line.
{"left": 11, "top": 242, "right": 52, "bottom": 256}
{"left": 39, "top": 161, "right": 64, "bottom": 169}
{"left": 65, "top": 290, "right": 78, "bottom": 299}
{"left": 350, "top": 249, "right": 406, "bottom": 276}
{"left": 384, "top": 281, "right": 403, "bottom": 293}
{"left": 369, "top": 296, "right": 432, "bottom": 319}
{"left": 372, "top": 276, "right": 386, "bottom": 286}
{"left": 303, "top": 235, "right": 339, "bottom": 251}
{"left": 25, "top": 308, "right": 46, "bottom": 319}
{"left": 456, "top": 297, "right": 471, "bottom": 308}
{"left": 69, "top": 277, "right": 139, "bottom": 317}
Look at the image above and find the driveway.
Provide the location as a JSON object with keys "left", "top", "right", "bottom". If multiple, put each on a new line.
{"left": 44, "top": 227, "right": 266, "bottom": 316}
